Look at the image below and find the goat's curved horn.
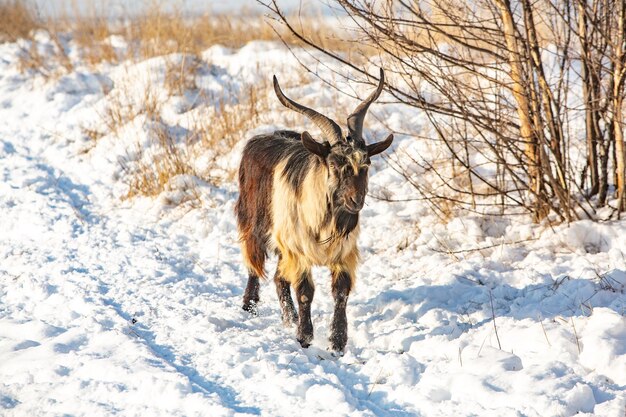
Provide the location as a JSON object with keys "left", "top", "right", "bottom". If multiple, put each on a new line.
{"left": 273, "top": 75, "right": 343, "bottom": 145}
{"left": 347, "top": 68, "right": 385, "bottom": 142}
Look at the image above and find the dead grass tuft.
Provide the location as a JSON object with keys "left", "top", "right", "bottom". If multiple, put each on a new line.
{"left": 98, "top": 80, "right": 162, "bottom": 137}
{"left": 122, "top": 121, "right": 198, "bottom": 200}
{"left": 164, "top": 54, "right": 202, "bottom": 96}
{"left": 0, "top": 0, "right": 39, "bottom": 42}
{"left": 105, "top": 74, "right": 274, "bottom": 201}
{"left": 73, "top": 17, "right": 118, "bottom": 65}
{"left": 3, "top": 2, "right": 351, "bottom": 203}
{"left": 16, "top": 31, "right": 74, "bottom": 78}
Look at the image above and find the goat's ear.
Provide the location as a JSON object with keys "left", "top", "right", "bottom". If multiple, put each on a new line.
{"left": 367, "top": 134, "right": 394, "bottom": 156}
{"left": 301, "top": 131, "right": 331, "bottom": 157}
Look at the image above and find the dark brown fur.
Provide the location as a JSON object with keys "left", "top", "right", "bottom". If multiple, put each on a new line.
{"left": 330, "top": 270, "right": 352, "bottom": 351}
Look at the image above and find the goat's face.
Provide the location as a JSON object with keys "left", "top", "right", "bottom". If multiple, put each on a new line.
{"left": 301, "top": 131, "right": 394, "bottom": 213}
{"left": 327, "top": 141, "right": 370, "bottom": 213}
{"left": 273, "top": 68, "right": 394, "bottom": 213}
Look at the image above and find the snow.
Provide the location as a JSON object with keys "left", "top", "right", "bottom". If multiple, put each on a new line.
{"left": 1, "top": 33, "right": 626, "bottom": 417}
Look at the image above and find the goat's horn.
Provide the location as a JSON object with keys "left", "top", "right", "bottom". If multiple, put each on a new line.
{"left": 347, "top": 68, "right": 385, "bottom": 142}
{"left": 273, "top": 75, "right": 343, "bottom": 145}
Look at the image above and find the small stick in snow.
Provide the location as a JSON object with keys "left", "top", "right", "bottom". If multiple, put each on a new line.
{"left": 570, "top": 317, "right": 581, "bottom": 355}
{"left": 477, "top": 332, "right": 489, "bottom": 357}
{"left": 539, "top": 317, "right": 551, "bottom": 347}
{"left": 429, "top": 237, "right": 539, "bottom": 255}
{"left": 430, "top": 233, "right": 460, "bottom": 262}
{"left": 367, "top": 368, "right": 384, "bottom": 399}
{"left": 286, "top": 352, "right": 298, "bottom": 367}
{"left": 489, "top": 290, "right": 502, "bottom": 350}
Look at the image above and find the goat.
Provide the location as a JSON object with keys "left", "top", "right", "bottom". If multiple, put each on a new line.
{"left": 235, "top": 69, "right": 393, "bottom": 353}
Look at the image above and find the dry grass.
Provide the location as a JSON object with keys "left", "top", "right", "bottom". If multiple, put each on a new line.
{"left": 4, "top": 1, "right": 360, "bottom": 70}
{"left": 3, "top": 2, "right": 351, "bottom": 202}
{"left": 72, "top": 17, "right": 118, "bottom": 65}
{"left": 100, "top": 72, "right": 274, "bottom": 200}
{"left": 97, "top": 79, "right": 162, "bottom": 137}
{"left": 193, "top": 82, "right": 272, "bottom": 167}
{"left": 16, "top": 31, "right": 74, "bottom": 78}
{"left": 164, "top": 54, "right": 201, "bottom": 96}
{"left": 122, "top": 121, "right": 198, "bottom": 200}
{"left": 121, "top": 8, "right": 358, "bottom": 59}
{"left": 0, "top": 0, "right": 39, "bottom": 42}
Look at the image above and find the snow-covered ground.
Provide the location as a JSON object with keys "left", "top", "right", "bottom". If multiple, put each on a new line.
{"left": 1, "top": 33, "right": 625, "bottom": 417}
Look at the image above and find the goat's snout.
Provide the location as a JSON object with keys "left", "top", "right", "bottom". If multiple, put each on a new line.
{"left": 345, "top": 192, "right": 365, "bottom": 212}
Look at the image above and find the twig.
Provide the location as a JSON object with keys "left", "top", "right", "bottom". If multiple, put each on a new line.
{"left": 367, "top": 368, "right": 384, "bottom": 399}
{"left": 570, "top": 317, "right": 581, "bottom": 355}
{"left": 429, "top": 237, "right": 539, "bottom": 255}
{"left": 477, "top": 332, "right": 489, "bottom": 357}
{"left": 489, "top": 290, "right": 502, "bottom": 350}
{"left": 539, "top": 318, "right": 551, "bottom": 347}
{"left": 286, "top": 352, "right": 298, "bottom": 367}
{"left": 431, "top": 233, "right": 460, "bottom": 261}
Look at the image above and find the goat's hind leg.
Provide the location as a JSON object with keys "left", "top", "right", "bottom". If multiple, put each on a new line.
{"left": 242, "top": 272, "right": 260, "bottom": 315}
{"left": 240, "top": 234, "right": 266, "bottom": 316}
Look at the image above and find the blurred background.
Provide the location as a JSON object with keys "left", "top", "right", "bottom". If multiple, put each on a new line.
{"left": 29, "top": 0, "right": 325, "bottom": 17}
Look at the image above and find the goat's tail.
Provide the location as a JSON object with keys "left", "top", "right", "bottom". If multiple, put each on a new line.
{"left": 235, "top": 189, "right": 268, "bottom": 279}
{"left": 239, "top": 228, "right": 267, "bottom": 279}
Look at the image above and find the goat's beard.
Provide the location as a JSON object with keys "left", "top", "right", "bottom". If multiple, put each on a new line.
{"left": 316, "top": 206, "right": 358, "bottom": 245}
{"left": 334, "top": 208, "right": 359, "bottom": 238}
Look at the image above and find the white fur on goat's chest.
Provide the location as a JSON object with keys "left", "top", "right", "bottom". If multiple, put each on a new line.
{"left": 270, "top": 160, "right": 359, "bottom": 278}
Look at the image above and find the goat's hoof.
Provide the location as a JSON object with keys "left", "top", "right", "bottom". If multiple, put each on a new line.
{"left": 329, "top": 339, "right": 347, "bottom": 355}
{"left": 297, "top": 332, "right": 313, "bottom": 348}
{"left": 328, "top": 347, "right": 345, "bottom": 358}
{"left": 242, "top": 301, "right": 258, "bottom": 316}
{"left": 282, "top": 313, "right": 298, "bottom": 327}
{"left": 297, "top": 338, "right": 311, "bottom": 348}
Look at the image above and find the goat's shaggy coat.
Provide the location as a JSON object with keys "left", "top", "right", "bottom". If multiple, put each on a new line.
{"left": 236, "top": 70, "right": 393, "bottom": 352}
{"left": 237, "top": 130, "right": 361, "bottom": 285}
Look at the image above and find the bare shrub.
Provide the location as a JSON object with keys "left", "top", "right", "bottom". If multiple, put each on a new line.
{"left": 266, "top": 0, "right": 626, "bottom": 223}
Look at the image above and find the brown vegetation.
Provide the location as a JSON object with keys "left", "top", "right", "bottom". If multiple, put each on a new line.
{"left": 1, "top": 1, "right": 352, "bottom": 202}
{"left": 102, "top": 74, "right": 273, "bottom": 200}
{"left": 0, "top": 0, "right": 39, "bottom": 42}
{"left": 1, "top": 1, "right": 359, "bottom": 70}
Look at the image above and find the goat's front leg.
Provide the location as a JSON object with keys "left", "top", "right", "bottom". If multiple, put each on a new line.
{"left": 329, "top": 269, "right": 353, "bottom": 353}
{"left": 274, "top": 256, "right": 298, "bottom": 325}
{"left": 295, "top": 270, "right": 315, "bottom": 348}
